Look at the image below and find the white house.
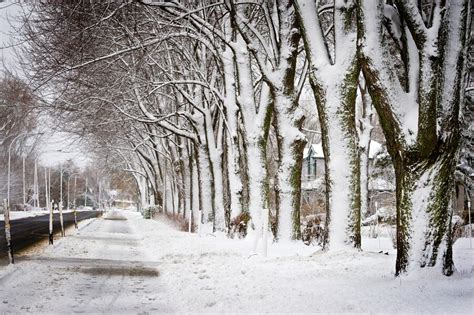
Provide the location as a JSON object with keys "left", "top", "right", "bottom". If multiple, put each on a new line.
{"left": 301, "top": 140, "right": 394, "bottom": 214}
{"left": 302, "top": 140, "right": 382, "bottom": 181}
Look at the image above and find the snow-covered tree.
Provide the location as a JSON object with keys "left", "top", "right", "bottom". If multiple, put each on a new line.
{"left": 358, "top": 0, "right": 471, "bottom": 275}
{"left": 295, "top": 0, "right": 361, "bottom": 248}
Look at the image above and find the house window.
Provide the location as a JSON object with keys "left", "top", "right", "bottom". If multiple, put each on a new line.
{"left": 307, "top": 157, "right": 312, "bottom": 176}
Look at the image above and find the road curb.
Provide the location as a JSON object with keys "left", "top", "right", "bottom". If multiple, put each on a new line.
{"left": 78, "top": 217, "right": 98, "bottom": 232}
{"left": 0, "top": 264, "right": 21, "bottom": 285}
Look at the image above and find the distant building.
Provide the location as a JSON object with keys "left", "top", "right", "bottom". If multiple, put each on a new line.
{"left": 301, "top": 141, "right": 395, "bottom": 216}
{"left": 110, "top": 188, "right": 137, "bottom": 210}
{"left": 113, "top": 199, "right": 136, "bottom": 210}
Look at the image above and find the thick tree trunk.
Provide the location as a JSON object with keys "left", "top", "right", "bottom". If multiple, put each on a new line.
{"left": 222, "top": 134, "right": 232, "bottom": 229}
{"left": 273, "top": 94, "right": 306, "bottom": 240}
{"left": 309, "top": 79, "right": 361, "bottom": 249}
{"left": 393, "top": 149, "right": 458, "bottom": 275}
{"left": 295, "top": 0, "right": 361, "bottom": 249}
{"left": 177, "top": 136, "right": 187, "bottom": 217}
{"left": 243, "top": 139, "right": 267, "bottom": 234}
{"left": 358, "top": 0, "right": 469, "bottom": 275}
{"left": 222, "top": 46, "right": 244, "bottom": 222}
{"left": 233, "top": 38, "right": 269, "bottom": 235}
{"left": 196, "top": 144, "right": 214, "bottom": 223}
{"left": 359, "top": 144, "right": 370, "bottom": 219}
{"left": 225, "top": 132, "right": 243, "bottom": 225}
{"left": 203, "top": 109, "right": 226, "bottom": 231}
{"left": 357, "top": 80, "right": 373, "bottom": 221}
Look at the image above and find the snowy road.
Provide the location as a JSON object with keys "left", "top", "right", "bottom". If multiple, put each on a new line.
{"left": 0, "top": 210, "right": 472, "bottom": 314}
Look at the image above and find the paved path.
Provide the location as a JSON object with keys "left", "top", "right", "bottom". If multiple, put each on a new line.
{"left": 0, "top": 210, "right": 170, "bottom": 313}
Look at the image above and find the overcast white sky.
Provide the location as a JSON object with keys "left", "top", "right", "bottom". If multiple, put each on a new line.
{"left": 1, "top": 1, "right": 91, "bottom": 168}
{"left": 0, "top": 1, "right": 21, "bottom": 69}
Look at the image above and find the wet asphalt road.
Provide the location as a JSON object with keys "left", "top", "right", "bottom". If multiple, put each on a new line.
{"left": 0, "top": 211, "right": 101, "bottom": 258}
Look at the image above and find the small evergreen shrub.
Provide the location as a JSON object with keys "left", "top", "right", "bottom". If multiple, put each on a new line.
{"left": 301, "top": 213, "right": 326, "bottom": 246}
{"left": 142, "top": 205, "right": 159, "bottom": 219}
{"left": 228, "top": 212, "right": 251, "bottom": 238}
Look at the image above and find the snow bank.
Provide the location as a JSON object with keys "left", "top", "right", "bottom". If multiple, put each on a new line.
{"left": 125, "top": 212, "right": 473, "bottom": 313}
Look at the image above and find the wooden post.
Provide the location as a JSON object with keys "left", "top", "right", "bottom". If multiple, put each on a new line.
{"left": 188, "top": 211, "right": 192, "bottom": 233}
{"left": 198, "top": 210, "right": 202, "bottom": 236}
{"left": 59, "top": 201, "right": 64, "bottom": 237}
{"left": 49, "top": 199, "right": 54, "bottom": 245}
{"left": 468, "top": 197, "right": 472, "bottom": 250}
{"left": 163, "top": 163, "right": 167, "bottom": 214}
{"left": 22, "top": 156, "right": 26, "bottom": 208}
{"left": 33, "top": 161, "right": 37, "bottom": 208}
{"left": 74, "top": 207, "right": 78, "bottom": 229}
{"left": 74, "top": 176, "right": 78, "bottom": 229}
{"left": 84, "top": 178, "right": 88, "bottom": 207}
{"left": 59, "top": 164, "right": 64, "bottom": 237}
{"left": 4, "top": 199, "right": 14, "bottom": 264}
{"left": 263, "top": 207, "right": 269, "bottom": 257}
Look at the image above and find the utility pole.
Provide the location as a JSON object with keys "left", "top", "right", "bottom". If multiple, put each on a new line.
{"left": 67, "top": 173, "right": 77, "bottom": 210}
{"left": 84, "top": 178, "right": 88, "bottom": 207}
{"left": 44, "top": 167, "right": 49, "bottom": 209}
{"left": 74, "top": 176, "right": 78, "bottom": 229}
{"left": 33, "top": 160, "right": 38, "bottom": 208}
{"left": 467, "top": 188, "right": 472, "bottom": 250}
{"left": 45, "top": 167, "right": 53, "bottom": 245}
{"left": 22, "top": 156, "right": 26, "bottom": 209}
{"left": 59, "top": 164, "right": 65, "bottom": 237}
{"left": 48, "top": 168, "right": 51, "bottom": 205}
{"left": 7, "top": 133, "right": 27, "bottom": 211}
{"left": 7, "top": 132, "right": 43, "bottom": 210}
{"left": 163, "top": 160, "right": 167, "bottom": 213}
{"left": 98, "top": 181, "right": 102, "bottom": 210}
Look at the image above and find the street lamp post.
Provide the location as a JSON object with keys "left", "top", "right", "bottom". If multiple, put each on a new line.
{"left": 59, "top": 163, "right": 65, "bottom": 237}
{"left": 6, "top": 132, "right": 43, "bottom": 264}
{"left": 45, "top": 166, "right": 54, "bottom": 245}
{"left": 38, "top": 149, "right": 65, "bottom": 244}
{"left": 98, "top": 181, "right": 102, "bottom": 210}
{"left": 7, "top": 132, "right": 44, "bottom": 209}
{"left": 7, "top": 133, "right": 28, "bottom": 210}
{"left": 22, "top": 156, "right": 26, "bottom": 209}
{"left": 67, "top": 174, "right": 76, "bottom": 210}
{"left": 74, "top": 176, "right": 78, "bottom": 228}
{"left": 84, "top": 178, "right": 88, "bottom": 208}
{"left": 34, "top": 160, "right": 39, "bottom": 207}
{"left": 67, "top": 173, "right": 79, "bottom": 229}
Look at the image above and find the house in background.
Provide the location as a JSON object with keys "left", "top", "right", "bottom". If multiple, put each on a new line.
{"left": 302, "top": 142, "right": 325, "bottom": 182}
{"left": 301, "top": 140, "right": 394, "bottom": 216}
{"left": 110, "top": 189, "right": 137, "bottom": 210}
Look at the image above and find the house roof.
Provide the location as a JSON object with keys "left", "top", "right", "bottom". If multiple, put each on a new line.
{"left": 368, "top": 141, "right": 382, "bottom": 159}
{"left": 368, "top": 177, "right": 395, "bottom": 191}
{"left": 303, "top": 140, "right": 383, "bottom": 160}
{"left": 303, "top": 143, "right": 324, "bottom": 159}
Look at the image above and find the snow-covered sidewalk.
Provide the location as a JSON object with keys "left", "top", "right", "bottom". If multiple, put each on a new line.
{"left": 0, "top": 209, "right": 472, "bottom": 313}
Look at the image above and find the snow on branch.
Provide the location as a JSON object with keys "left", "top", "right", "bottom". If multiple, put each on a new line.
{"left": 394, "top": 0, "right": 428, "bottom": 48}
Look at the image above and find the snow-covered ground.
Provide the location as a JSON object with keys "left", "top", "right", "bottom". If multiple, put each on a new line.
{"left": 0, "top": 209, "right": 472, "bottom": 313}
